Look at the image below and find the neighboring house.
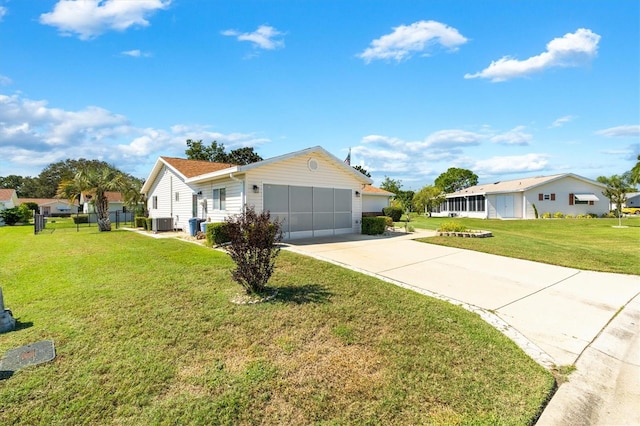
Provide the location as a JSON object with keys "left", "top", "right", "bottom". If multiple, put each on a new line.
{"left": 141, "top": 146, "right": 375, "bottom": 239}
{"left": 19, "top": 198, "right": 79, "bottom": 216}
{"left": 362, "top": 185, "right": 395, "bottom": 216}
{"left": 0, "top": 189, "right": 19, "bottom": 226}
{"left": 432, "top": 173, "right": 609, "bottom": 219}
{"left": 624, "top": 192, "right": 640, "bottom": 209}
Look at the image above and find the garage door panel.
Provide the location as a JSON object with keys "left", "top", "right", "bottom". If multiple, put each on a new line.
{"left": 263, "top": 184, "right": 353, "bottom": 239}
{"left": 290, "top": 186, "right": 312, "bottom": 213}
{"left": 313, "top": 187, "right": 334, "bottom": 213}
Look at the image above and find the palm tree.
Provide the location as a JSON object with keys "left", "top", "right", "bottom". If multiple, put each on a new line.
{"left": 121, "top": 177, "right": 147, "bottom": 224}
{"left": 57, "top": 165, "right": 127, "bottom": 231}
{"left": 600, "top": 173, "right": 634, "bottom": 227}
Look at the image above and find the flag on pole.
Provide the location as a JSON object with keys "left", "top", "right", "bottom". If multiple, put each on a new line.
{"left": 344, "top": 148, "right": 351, "bottom": 165}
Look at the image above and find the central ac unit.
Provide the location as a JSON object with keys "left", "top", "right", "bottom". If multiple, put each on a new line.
{"left": 152, "top": 217, "right": 173, "bottom": 232}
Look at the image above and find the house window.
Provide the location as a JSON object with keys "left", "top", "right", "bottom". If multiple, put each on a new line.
{"left": 152, "top": 196, "right": 158, "bottom": 209}
{"left": 539, "top": 193, "right": 556, "bottom": 201}
{"left": 213, "top": 188, "right": 226, "bottom": 210}
{"left": 175, "top": 192, "right": 180, "bottom": 202}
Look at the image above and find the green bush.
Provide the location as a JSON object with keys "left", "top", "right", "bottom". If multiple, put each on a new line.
{"left": 361, "top": 216, "right": 386, "bottom": 235}
{"left": 542, "top": 212, "right": 551, "bottom": 219}
{"left": 382, "top": 207, "right": 403, "bottom": 222}
{"left": 73, "top": 214, "right": 89, "bottom": 224}
{"left": 135, "top": 216, "right": 147, "bottom": 228}
{"left": 565, "top": 214, "right": 574, "bottom": 219}
{"left": 437, "top": 221, "right": 469, "bottom": 233}
{"left": 553, "top": 211, "right": 564, "bottom": 218}
{"left": 205, "top": 222, "right": 231, "bottom": 247}
{"left": 145, "top": 217, "right": 153, "bottom": 231}
{"left": 0, "top": 207, "right": 23, "bottom": 226}
{"left": 225, "top": 207, "right": 283, "bottom": 294}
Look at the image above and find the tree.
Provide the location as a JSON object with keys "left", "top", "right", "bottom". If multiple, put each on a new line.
{"left": 631, "top": 154, "right": 640, "bottom": 185}
{"left": 380, "top": 176, "right": 402, "bottom": 195}
{"left": 57, "top": 165, "right": 128, "bottom": 232}
{"left": 121, "top": 176, "right": 147, "bottom": 218}
{"left": 434, "top": 167, "right": 478, "bottom": 194}
{"left": 413, "top": 185, "right": 445, "bottom": 215}
{"left": 185, "top": 139, "right": 262, "bottom": 165}
{"left": 224, "top": 206, "right": 283, "bottom": 295}
{"left": 599, "top": 173, "right": 635, "bottom": 227}
{"left": 227, "top": 147, "right": 263, "bottom": 165}
{"left": 353, "top": 165, "right": 371, "bottom": 177}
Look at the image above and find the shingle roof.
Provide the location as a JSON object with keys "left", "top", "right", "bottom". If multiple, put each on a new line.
{"left": 362, "top": 185, "right": 394, "bottom": 196}
{"left": 447, "top": 173, "right": 604, "bottom": 197}
{"left": 161, "top": 157, "right": 237, "bottom": 178}
{"left": 19, "top": 198, "right": 79, "bottom": 206}
{"left": 0, "top": 188, "right": 16, "bottom": 201}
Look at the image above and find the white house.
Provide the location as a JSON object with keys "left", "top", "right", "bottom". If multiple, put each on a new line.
{"left": 432, "top": 173, "right": 610, "bottom": 219}
{"left": 141, "top": 146, "right": 376, "bottom": 239}
{"left": 0, "top": 189, "right": 19, "bottom": 226}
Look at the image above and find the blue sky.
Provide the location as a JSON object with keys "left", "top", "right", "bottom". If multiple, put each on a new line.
{"left": 0, "top": 0, "right": 638, "bottom": 190}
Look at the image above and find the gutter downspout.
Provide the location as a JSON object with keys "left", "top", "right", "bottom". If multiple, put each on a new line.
{"left": 229, "top": 173, "right": 245, "bottom": 213}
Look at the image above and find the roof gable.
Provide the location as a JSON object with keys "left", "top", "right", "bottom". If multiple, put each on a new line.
{"left": 161, "top": 157, "right": 237, "bottom": 178}
{"left": 0, "top": 188, "right": 17, "bottom": 201}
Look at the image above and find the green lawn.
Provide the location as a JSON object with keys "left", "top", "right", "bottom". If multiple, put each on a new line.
{"left": 0, "top": 226, "right": 554, "bottom": 425}
{"left": 404, "top": 215, "right": 640, "bottom": 275}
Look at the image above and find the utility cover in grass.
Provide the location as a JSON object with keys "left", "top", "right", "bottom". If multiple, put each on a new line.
{"left": 0, "top": 340, "right": 55, "bottom": 378}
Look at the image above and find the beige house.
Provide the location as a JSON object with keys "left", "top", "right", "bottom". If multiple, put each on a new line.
{"left": 141, "top": 146, "right": 379, "bottom": 239}
{"left": 19, "top": 198, "right": 79, "bottom": 216}
{"left": 432, "top": 173, "right": 609, "bottom": 219}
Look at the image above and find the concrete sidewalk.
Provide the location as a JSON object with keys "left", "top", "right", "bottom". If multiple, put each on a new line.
{"left": 284, "top": 230, "right": 640, "bottom": 424}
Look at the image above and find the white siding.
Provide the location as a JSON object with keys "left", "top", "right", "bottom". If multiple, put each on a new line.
{"left": 363, "top": 195, "right": 391, "bottom": 214}
{"left": 526, "top": 177, "right": 608, "bottom": 217}
{"left": 191, "top": 178, "right": 244, "bottom": 223}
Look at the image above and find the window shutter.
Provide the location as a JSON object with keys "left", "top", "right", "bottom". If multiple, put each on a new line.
{"left": 538, "top": 193, "right": 543, "bottom": 201}
{"left": 569, "top": 194, "right": 574, "bottom": 205}
{"left": 551, "top": 193, "right": 556, "bottom": 201}
{"left": 589, "top": 200, "right": 594, "bottom": 205}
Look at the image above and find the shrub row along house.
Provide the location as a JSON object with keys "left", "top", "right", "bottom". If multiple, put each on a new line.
{"left": 141, "top": 146, "right": 394, "bottom": 239}
{"left": 431, "top": 173, "right": 610, "bottom": 219}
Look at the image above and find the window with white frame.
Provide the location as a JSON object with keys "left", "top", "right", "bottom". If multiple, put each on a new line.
{"left": 152, "top": 196, "right": 158, "bottom": 209}
{"left": 213, "top": 188, "right": 226, "bottom": 210}
{"left": 175, "top": 192, "right": 179, "bottom": 202}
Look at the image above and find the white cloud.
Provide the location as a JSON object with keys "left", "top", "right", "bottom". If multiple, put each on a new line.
{"left": 0, "top": 92, "right": 271, "bottom": 176}
{"left": 465, "top": 28, "right": 600, "bottom": 82}
{"left": 0, "top": 6, "right": 7, "bottom": 21}
{"left": 596, "top": 125, "right": 640, "bottom": 138}
{"left": 473, "top": 154, "right": 550, "bottom": 174}
{"left": 358, "top": 20, "right": 468, "bottom": 63}
{"left": 121, "top": 49, "right": 152, "bottom": 58}
{"left": 39, "top": 0, "right": 170, "bottom": 40}
{"left": 221, "top": 25, "right": 285, "bottom": 50}
{"left": 423, "top": 129, "right": 483, "bottom": 148}
{"left": 490, "top": 126, "right": 532, "bottom": 145}
{"left": 549, "top": 115, "right": 576, "bottom": 128}
{"left": 0, "top": 75, "right": 11, "bottom": 86}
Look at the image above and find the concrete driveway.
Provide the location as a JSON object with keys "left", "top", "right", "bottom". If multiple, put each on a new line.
{"left": 284, "top": 230, "right": 640, "bottom": 425}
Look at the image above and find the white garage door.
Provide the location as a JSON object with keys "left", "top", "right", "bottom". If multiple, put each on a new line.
{"left": 264, "top": 184, "right": 353, "bottom": 239}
